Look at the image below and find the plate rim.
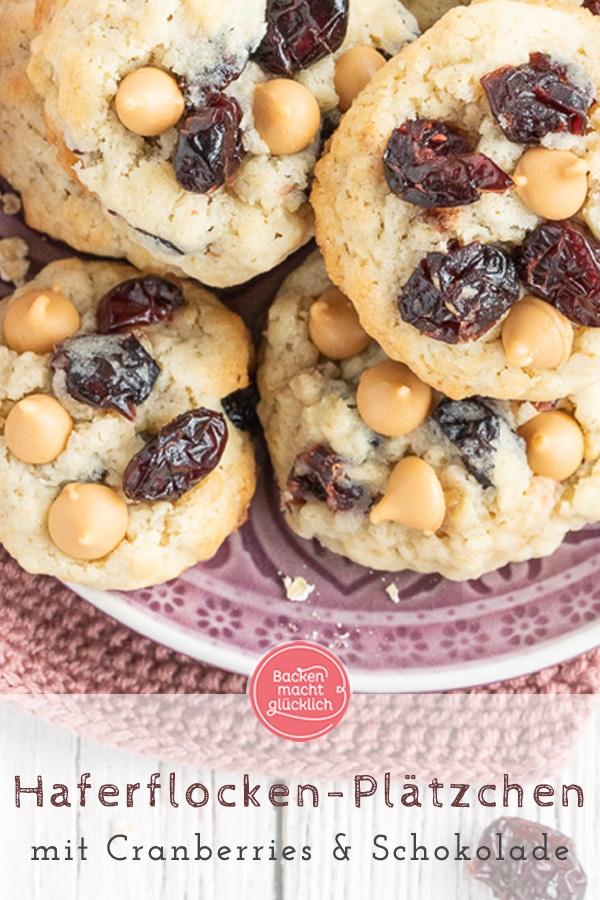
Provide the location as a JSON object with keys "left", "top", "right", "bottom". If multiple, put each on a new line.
{"left": 68, "top": 581, "right": 600, "bottom": 693}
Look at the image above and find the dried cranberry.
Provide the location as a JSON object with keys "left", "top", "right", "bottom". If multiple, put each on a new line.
{"left": 470, "top": 817, "right": 587, "bottom": 900}
{"left": 481, "top": 52, "right": 594, "bottom": 144}
{"left": 174, "top": 92, "right": 244, "bottom": 194}
{"left": 515, "top": 219, "right": 600, "bottom": 327}
{"left": 399, "top": 241, "right": 520, "bottom": 343}
{"left": 123, "top": 408, "right": 228, "bottom": 502}
{"left": 221, "top": 384, "right": 260, "bottom": 430}
{"left": 96, "top": 276, "right": 184, "bottom": 334}
{"left": 253, "top": 0, "right": 349, "bottom": 76}
{"left": 431, "top": 397, "right": 501, "bottom": 488}
{"left": 583, "top": 0, "right": 600, "bottom": 13}
{"left": 287, "top": 444, "right": 364, "bottom": 511}
{"left": 383, "top": 119, "right": 513, "bottom": 208}
{"left": 51, "top": 334, "right": 160, "bottom": 420}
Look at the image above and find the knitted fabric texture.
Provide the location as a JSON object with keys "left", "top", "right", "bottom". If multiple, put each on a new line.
{"left": 2, "top": 546, "right": 598, "bottom": 777}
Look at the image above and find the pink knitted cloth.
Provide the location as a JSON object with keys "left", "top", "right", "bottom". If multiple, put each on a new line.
{"left": 4, "top": 543, "right": 599, "bottom": 785}
{"left": 1, "top": 545, "right": 599, "bottom": 695}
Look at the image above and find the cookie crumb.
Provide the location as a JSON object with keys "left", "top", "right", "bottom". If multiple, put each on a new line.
{"left": 1, "top": 192, "right": 21, "bottom": 215}
{"left": 385, "top": 583, "right": 402, "bottom": 604}
{"left": 0, "top": 237, "right": 29, "bottom": 286}
{"left": 282, "top": 575, "right": 315, "bottom": 602}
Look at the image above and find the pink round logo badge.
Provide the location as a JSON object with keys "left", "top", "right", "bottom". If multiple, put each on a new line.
{"left": 248, "top": 641, "right": 351, "bottom": 742}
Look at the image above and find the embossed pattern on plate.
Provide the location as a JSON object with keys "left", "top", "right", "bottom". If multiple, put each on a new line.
{"left": 104, "top": 433, "right": 600, "bottom": 687}
{"left": 2, "top": 183, "right": 600, "bottom": 691}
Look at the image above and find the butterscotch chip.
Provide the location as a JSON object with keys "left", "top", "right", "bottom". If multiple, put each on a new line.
{"left": 334, "top": 46, "right": 386, "bottom": 111}
{"left": 502, "top": 295, "right": 573, "bottom": 369}
{"left": 512, "top": 147, "right": 588, "bottom": 220}
{"left": 308, "top": 286, "right": 370, "bottom": 359}
{"left": 4, "top": 287, "right": 80, "bottom": 354}
{"left": 253, "top": 80, "right": 321, "bottom": 155}
{"left": 369, "top": 456, "right": 446, "bottom": 533}
{"left": 5, "top": 394, "right": 73, "bottom": 464}
{"left": 356, "top": 360, "right": 431, "bottom": 436}
{"left": 518, "top": 410, "right": 584, "bottom": 481}
{"left": 115, "top": 66, "right": 184, "bottom": 137}
{"left": 48, "top": 483, "right": 129, "bottom": 561}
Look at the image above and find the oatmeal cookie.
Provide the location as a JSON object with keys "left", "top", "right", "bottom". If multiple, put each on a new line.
{"left": 28, "top": 0, "right": 418, "bottom": 288}
{"left": 0, "top": 0, "right": 164, "bottom": 268}
{"left": 313, "top": 0, "right": 600, "bottom": 400}
{"left": 0, "top": 258, "right": 256, "bottom": 590}
{"left": 258, "top": 252, "right": 600, "bottom": 580}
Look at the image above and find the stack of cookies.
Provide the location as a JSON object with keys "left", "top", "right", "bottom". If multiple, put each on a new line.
{"left": 4, "top": 0, "right": 600, "bottom": 586}
{"left": 0, "top": 0, "right": 419, "bottom": 588}
{"left": 258, "top": 0, "right": 600, "bottom": 580}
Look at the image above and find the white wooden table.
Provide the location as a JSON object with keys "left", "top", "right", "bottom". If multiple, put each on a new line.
{"left": 0, "top": 699, "right": 597, "bottom": 899}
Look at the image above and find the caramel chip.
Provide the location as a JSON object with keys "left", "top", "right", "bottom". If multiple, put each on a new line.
{"left": 115, "top": 66, "right": 184, "bottom": 137}
{"left": 308, "top": 287, "right": 370, "bottom": 359}
{"left": 518, "top": 410, "right": 584, "bottom": 481}
{"left": 357, "top": 359, "right": 432, "bottom": 436}
{"left": 502, "top": 295, "right": 573, "bottom": 369}
{"left": 48, "top": 483, "right": 129, "bottom": 561}
{"left": 370, "top": 456, "right": 446, "bottom": 533}
{"left": 5, "top": 394, "right": 73, "bottom": 465}
{"left": 4, "top": 287, "right": 80, "bottom": 354}
{"left": 253, "top": 79, "right": 320, "bottom": 155}
{"left": 513, "top": 148, "right": 588, "bottom": 220}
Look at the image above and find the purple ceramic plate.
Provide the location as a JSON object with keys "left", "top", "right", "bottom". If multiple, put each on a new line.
{"left": 3, "top": 188, "right": 600, "bottom": 692}
{"left": 72, "top": 440, "right": 600, "bottom": 692}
